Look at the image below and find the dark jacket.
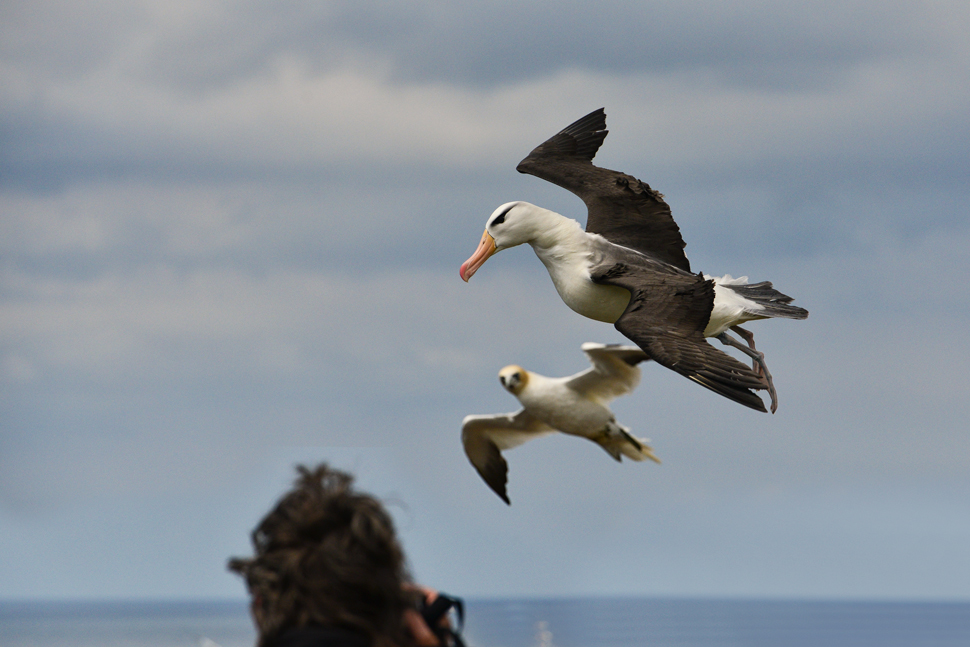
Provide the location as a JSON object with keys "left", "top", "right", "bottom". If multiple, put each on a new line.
{"left": 265, "top": 626, "right": 371, "bottom": 647}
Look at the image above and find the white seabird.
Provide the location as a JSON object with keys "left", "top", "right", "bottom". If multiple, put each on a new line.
{"left": 460, "top": 108, "right": 808, "bottom": 413}
{"left": 461, "top": 342, "right": 661, "bottom": 505}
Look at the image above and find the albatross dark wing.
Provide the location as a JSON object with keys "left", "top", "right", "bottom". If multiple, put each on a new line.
{"left": 516, "top": 108, "right": 691, "bottom": 272}
{"left": 591, "top": 260, "right": 768, "bottom": 412}
{"left": 631, "top": 329, "right": 769, "bottom": 412}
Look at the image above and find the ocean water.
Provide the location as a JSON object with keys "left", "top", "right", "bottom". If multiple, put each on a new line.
{"left": 2, "top": 597, "right": 969, "bottom": 647}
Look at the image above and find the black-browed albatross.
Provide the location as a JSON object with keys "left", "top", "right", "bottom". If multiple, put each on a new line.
{"left": 459, "top": 108, "right": 808, "bottom": 413}
{"left": 462, "top": 342, "right": 661, "bottom": 504}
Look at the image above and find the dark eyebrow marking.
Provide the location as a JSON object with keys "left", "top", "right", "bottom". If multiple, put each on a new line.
{"left": 491, "top": 205, "right": 514, "bottom": 226}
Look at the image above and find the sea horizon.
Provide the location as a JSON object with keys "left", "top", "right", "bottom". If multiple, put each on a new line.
{"left": 3, "top": 595, "right": 970, "bottom": 647}
{"left": 4, "top": 592, "right": 970, "bottom": 605}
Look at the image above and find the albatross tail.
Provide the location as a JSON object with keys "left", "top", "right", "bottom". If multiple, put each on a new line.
{"left": 729, "top": 281, "right": 809, "bottom": 320}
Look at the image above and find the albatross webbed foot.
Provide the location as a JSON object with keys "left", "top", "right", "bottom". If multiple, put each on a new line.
{"left": 717, "top": 327, "right": 778, "bottom": 413}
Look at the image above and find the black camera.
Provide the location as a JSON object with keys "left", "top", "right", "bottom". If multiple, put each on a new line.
{"left": 416, "top": 592, "right": 466, "bottom": 647}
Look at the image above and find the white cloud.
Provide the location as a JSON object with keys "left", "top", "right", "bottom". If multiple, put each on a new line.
{"left": 2, "top": 1, "right": 968, "bottom": 186}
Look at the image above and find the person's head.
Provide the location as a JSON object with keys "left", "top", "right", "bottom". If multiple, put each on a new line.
{"left": 229, "top": 464, "right": 413, "bottom": 647}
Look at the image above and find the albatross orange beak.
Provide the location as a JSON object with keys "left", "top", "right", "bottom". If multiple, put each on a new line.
{"left": 459, "top": 230, "right": 497, "bottom": 282}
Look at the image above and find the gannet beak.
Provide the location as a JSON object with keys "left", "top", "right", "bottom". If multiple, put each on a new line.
{"left": 459, "top": 230, "right": 497, "bottom": 282}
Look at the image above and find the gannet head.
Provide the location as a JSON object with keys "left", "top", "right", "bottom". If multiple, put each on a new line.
{"left": 498, "top": 364, "right": 528, "bottom": 395}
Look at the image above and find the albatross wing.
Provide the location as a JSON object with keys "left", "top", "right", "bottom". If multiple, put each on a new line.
{"left": 628, "top": 329, "right": 769, "bottom": 413}
{"left": 461, "top": 410, "right": 555, "bottom": 504}
{"left": 591, "top": 260, "right": 769, "bottom": 412}
{"left": 515, "top": 108, "right": 691, "bottom": 272}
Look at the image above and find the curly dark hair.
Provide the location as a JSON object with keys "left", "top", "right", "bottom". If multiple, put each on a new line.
{"left": 229, "top": 464, "right": 414, "bottom": 647}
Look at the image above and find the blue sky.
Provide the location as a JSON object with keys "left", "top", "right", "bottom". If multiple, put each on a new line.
{"left": 2, "top": 0, "right": 969, "bottom": 601}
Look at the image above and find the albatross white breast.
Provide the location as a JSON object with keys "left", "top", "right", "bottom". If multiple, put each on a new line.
{"left": 460, "top": 108, "right": 808, "bottom": 413}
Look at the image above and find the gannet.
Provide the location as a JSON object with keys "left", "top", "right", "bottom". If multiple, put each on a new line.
{"left": 462, "top": 343, "right": 660, "bottom": 504}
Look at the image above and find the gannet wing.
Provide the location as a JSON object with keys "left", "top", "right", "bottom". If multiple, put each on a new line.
{"left": 565, "top": 343, "right": 650, "bottom": 404}
{"left": 461, "top": 410, "right": 555, "bottom": 504}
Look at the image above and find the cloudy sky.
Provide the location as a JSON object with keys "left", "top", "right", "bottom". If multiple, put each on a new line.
{"left": 2, "top": 0, "right": 969, "bottom": 602}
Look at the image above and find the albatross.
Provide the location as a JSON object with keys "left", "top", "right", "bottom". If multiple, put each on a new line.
{"left": 459, "top": 108, "right": 808, "bottom": 413}
{"left": 462, "top": 342, "right": 661, "bottom": 504}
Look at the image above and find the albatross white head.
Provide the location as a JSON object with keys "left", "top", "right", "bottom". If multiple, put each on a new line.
{"left": 459, "top": 201, "right": 554, "bottom": 281}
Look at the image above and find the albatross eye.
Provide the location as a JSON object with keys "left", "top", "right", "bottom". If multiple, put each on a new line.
{"left": 491, "top": 206, "right": 513, "bottom": 226}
